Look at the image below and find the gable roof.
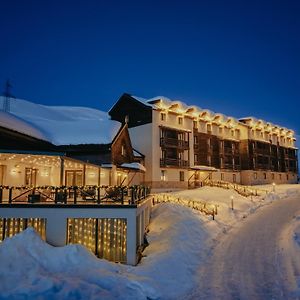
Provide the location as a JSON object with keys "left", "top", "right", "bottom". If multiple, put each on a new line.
{"left": 0, "top": 96, "right": 121, "bottom": 145}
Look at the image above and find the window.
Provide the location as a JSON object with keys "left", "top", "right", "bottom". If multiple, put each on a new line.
{"left": 121, "top": 144, "right": 126, "bottom": 156}
{"left": 231, "top": 130, "right": 235, "bottom": 137}
{"left": 178, "top": 117, "right": 183, "bottom": 125}
{"left": 207, "top": 124, "right": 212, "bottom": 132}
{"left": 179, "top": 171, "right": 184, "bottom": 182}
{"left": 194, "top": 154, "right": 199, "bottom": 163}
{"left": 263, "top": 173, "right": 267, "bottom": 179}
{"left": 271, "top": 173, "right": 275, "bottom": 180}
{"left": 254, "top": 172, "right": 257, "bottom": 180}
{"left": 161, "top": 113, "right": 166, "bottom": 121}
{"left": 279, "top": 174, "right": 282, "bottom": 180}
{"left": 193, "top": 121, "right": 197, "bottom": 128}
{"left": 161, "top": 170, "right": 166, "bottom": 181}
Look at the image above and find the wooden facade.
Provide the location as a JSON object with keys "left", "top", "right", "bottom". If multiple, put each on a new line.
{"left": 240, "top": 140, "right": 298, "bottom": 173}
{"left": 160, "top": 126, "right": 189, "bottom": 168}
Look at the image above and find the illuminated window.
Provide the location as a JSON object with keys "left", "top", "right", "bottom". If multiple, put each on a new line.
{"left": 161, "top": 113, "right": 166, "bottom": 121}
{"left": 121, "top": 145, "right": 126, "bottom": 156}
{"left": 161, "top": 170, "right": 166, "bottom": 181}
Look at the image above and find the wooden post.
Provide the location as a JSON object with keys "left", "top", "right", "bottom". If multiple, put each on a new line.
{"left": 83, "top": 164, "right": 86, "bottom": 186}
{"left": 60, "top": 158, "right": 64, "bottom": 186}
{"left": 8, "top": 187, "right": 13, "bottom": 204}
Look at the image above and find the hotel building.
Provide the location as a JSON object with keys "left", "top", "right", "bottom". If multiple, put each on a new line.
{"left": 110, "top": 93, "right": 298, "bottom": 189}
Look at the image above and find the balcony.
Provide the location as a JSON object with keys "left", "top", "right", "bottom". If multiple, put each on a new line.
{"left": 160, "top": 158, "right": 189, "bottom": 168}
{"left": 160, "top": 137, "right": 189, "bottom": 149}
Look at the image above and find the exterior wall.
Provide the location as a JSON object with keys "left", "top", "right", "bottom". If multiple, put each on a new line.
{"left": 129, "top": 123, "right": 153, "bottom": 184}
{"left": 241, "top": 170, "right": 298, "bottom": 185}
{"left": 0, "top": 159, "right": 60, "bottom": 187}
{"left": 0, "top": 197, "right": 153, "bottom": 265}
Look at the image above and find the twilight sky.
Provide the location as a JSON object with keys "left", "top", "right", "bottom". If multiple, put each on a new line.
{"left": 0, "top": 0, "right": 299, "bottom": 133}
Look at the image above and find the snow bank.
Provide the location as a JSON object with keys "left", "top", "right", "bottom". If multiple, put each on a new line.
{"left": 0, "top": 228, "right": 150, "bottom": 300}
{"left": 0, "top": 96, "right": 120, "bottom": 145}
{"left": 0, "top": 203, "right": 213, "bottom": 300}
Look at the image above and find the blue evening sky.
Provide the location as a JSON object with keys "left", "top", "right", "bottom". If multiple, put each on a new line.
{"left": 0, "top": 0, "right": 299, "bottom": 133}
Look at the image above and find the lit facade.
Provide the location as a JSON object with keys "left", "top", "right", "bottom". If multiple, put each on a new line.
{"left": 110, "top": 94, "right": 298, "bottom": 189}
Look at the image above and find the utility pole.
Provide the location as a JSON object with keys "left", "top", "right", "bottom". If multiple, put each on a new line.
{"left": 2, "top": 80, "right": 14, "bottom": 112}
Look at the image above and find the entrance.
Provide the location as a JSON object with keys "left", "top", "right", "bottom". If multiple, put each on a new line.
{"left": 65, "top": 170, "right": 83, "bottom": 186}
{"left": 25, "top": 168, "right": 38, "bottom": 186}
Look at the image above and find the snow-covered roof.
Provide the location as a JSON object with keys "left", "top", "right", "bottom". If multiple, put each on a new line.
{"left": 131, "top": 94, "right": 295, "bottom": 134}
{"left": 190, "top": 165, "right": 218, "bottom": 171}
{"left": 0, "top": 111, "right": 48, "bottom": 141}
{"left": 120, "top": 162, "right": 146, "bottom": 172}
{"left": 0, "top": 97, "right": 121, "bottom": 145}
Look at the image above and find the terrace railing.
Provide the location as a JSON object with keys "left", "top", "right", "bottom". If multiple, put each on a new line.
{"left": 0, "top": 185, "right": 151, "bottom": 206}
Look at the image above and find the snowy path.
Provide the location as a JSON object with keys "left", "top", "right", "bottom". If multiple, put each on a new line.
{"left": 190, "top": 195, "right": 300, "bottom": 300}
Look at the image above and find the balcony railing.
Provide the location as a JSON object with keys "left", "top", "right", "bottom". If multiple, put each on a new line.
{"left": 0, "top": 185, "right": 151, "bottom": 206}
{"left": 160, "top": 158, "right": 189, "bottom": 168}
{"left": 160, "top": 137, "right": 189, "bottom": 149}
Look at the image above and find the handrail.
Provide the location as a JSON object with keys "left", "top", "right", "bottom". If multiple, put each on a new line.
{"left": 0, "top": 185, "right": 151, "bottom": 205}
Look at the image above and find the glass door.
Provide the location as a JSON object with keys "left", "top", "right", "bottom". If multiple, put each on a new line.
{"left": 65, "top": 170, "right": 83, "bottom": 186}
{"left": 25, "top": 168, "right": 37, "bottom": 186}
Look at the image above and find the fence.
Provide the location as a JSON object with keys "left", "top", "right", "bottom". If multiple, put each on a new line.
{"left": 202, "top": 180, "right": 269, "bottom": 197}
{"left": 152, "top": 193, "right": 218, "bottom": 220}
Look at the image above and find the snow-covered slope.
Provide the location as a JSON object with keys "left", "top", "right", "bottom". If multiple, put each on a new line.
{"left": 0, "top": 96, "right": 121, "bottom": 145}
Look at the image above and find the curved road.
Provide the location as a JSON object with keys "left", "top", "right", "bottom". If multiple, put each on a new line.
{"left": 190, "top": 195, "right": 300, "bottom": 300}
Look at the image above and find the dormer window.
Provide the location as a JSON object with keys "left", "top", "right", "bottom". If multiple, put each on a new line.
{"left": 161, "top": 113, "right": 166, "bottom": 121}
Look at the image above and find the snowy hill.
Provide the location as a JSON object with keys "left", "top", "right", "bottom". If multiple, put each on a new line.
{"left": 0, "top": 96, "right": 121, "bottom": 145}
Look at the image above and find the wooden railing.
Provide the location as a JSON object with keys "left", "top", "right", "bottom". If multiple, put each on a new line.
{"left": 202, "top": 179, "right": 269, "bottom": 197}
{"left": 160, "top": 137, "right": 189, "bottom": 149}
{"left": 0, "top": 185, "right": 151, "bottom": 206}
{"left": 160, "top": 158, "right": 189, "bottom": 168}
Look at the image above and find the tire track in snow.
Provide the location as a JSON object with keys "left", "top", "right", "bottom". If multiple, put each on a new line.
{"left": 189, "top": 195, "right": 300, "bottom": 300}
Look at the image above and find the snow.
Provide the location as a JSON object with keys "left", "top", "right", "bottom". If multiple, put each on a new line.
{"left": 0, "top": 96, "right": 121, "bottom": 145}
{"left": 190, "top": 165, "right": 218, "bottom": 171}
{"left": 121, "top": 162, "right": 146, "bottom": 172}
{"left": 0, "top": 111, "right": 48, "bottom": 141}
{"left": 1, "top": 184, "right": 300, "bottom": 299}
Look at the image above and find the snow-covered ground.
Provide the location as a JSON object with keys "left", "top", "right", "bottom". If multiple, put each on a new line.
{"left": 1, "top": 184, "right": 300, "bottom": 299}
